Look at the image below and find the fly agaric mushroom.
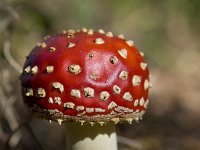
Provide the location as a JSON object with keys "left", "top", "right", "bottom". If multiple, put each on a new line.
{"left": 21, "top": 28, "right": 151, "bottom": 150}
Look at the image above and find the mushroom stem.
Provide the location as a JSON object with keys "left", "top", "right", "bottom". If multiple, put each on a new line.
{"left": 65, "top": 122, "right": 118, "bottom": 150}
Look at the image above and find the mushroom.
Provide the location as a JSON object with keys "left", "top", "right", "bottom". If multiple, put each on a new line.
{"left": 21, "top": 28, "right": 151, "bottom": 150}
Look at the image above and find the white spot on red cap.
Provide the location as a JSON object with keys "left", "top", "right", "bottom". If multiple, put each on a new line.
{"left": 88, "top": 29, "right": 94, "bottom": 35}
{"left": 140, "top": 62, "right": 147, "bottom": 70}
{"left": 134, "top": 99, "right": 139, "bottom": 107}
{"left": 37, "top": 42, "right": 46, "bottom": 48}
{"left": 67, "top": 42, "right": 76, "bottom": 48}
{"left": 31, "top": 66, "right": 38, "bottom": 75}
{"left": 119, "top": 71, "right": 128, "bottom": 80}
{"left": 115, "top": 106, "right": 133, "bottom": 113}
{"left": 95, "top": 108, "right": 105, "bottom": 113}
{"left": 84, "top": 87, "right": 94, "bottom": 97}
{"left": 123, "top": 92, "right": 133, "bottom": 101}
{"left": 82, "top": 28, "right": 87, "bottom": 32}
{"left": 24, "top": 66, "right": 31, "bottom": 73}
{"left": 144, "top": 79, "right": 151, "bottom": 90}
{"left": 140, "top": 51, "right": 144, "bottom": 57}
{"left": 52, "top": 82, "right": 64, "bottom": 93}
{"left": 118, "top": 48, "right": 127, "bottom": 59}
{"left": 110, "top": 56, "right": 118, "bottom": 64}
{"left": 118, "top": 34, "right": 124, "bottom": 39}
{"left": 41, "top": 42, "right": 47, "bottom": 48}
{"left": 107, "top": 101, "right": 117, "bottom": 110}
{"left": 46, "top": 66, "right": 54, "bottom": 73}
{"left": 90, "top": 72, "right": 99, "bottom": 80}
{"left": 64, "top": 102, "right": 75, "bottom": 109}
{"left": 67, "top": 33, "right": 75, "bottom": 38}
{"left": 36, "top": 88, "right": 46, "bottom": 97}
{"left": 49, "top": 47, "right": 56, "bottom": 52}
{"left": 48, "top": 97, "right": 54, "bottom": 104}
{"left": 98, "top": 29, "right": 105, "bottom": 34}
{"left": 54, "top": 97, "right": 61, "bottom": 105}
{"left": 71, "top": 89, "right": 81, "bottom": 98}
{"left": 126, "top": 40, "right": 134, "bottom": 46}
{"left": 132, "top": 75, "right": 141, "bottom": 86}
{"left": 25, "top": 88, "right": 33, "bottom": 96}
{"left": 86, "top": 108, "right": 94, "bottom": 113}
{"left": 68, "top": 64, "right": 81, "bottom": 75}
{"left": 139, "top": 97, "right": 145, "bottom": 106}
{"left": 94, "top": 38, "right": 104, "bottom": 44}
{"left": 76, "top": 106, "right": 85, "bottom": 111}
{"left": 106, "top": 32, "right": 113, "bottom": 37}
{"left": 100, "top": 91, "right": 110, "bottom": 101}
{"left": 113, "top": 85, "right": 121, "bottom": 94}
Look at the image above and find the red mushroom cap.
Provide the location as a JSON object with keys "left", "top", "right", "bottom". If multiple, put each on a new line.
{"left": 21, "top": 28, "right": 151, "bottom": 125}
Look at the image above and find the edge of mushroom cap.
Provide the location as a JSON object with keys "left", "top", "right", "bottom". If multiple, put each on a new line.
{"left": 28, "top": 103, "right": 146, "bottom": 125}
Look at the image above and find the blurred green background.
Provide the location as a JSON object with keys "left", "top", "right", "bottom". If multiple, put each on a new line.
{"left": 0, "top": 0, "right": 200, "bottom": 149}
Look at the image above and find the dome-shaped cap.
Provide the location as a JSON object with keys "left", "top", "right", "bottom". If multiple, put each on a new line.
{"left": 21, "top": 28, "right": 151, "bottom": 125}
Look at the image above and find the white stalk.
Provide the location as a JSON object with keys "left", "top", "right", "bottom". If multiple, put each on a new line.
{"left": 65, "top": 122, "right": 118, "bottom": 150}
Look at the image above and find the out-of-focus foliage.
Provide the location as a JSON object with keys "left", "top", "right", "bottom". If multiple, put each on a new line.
{"left": 0, "top": 0, "right": 200, "bottom": 149}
